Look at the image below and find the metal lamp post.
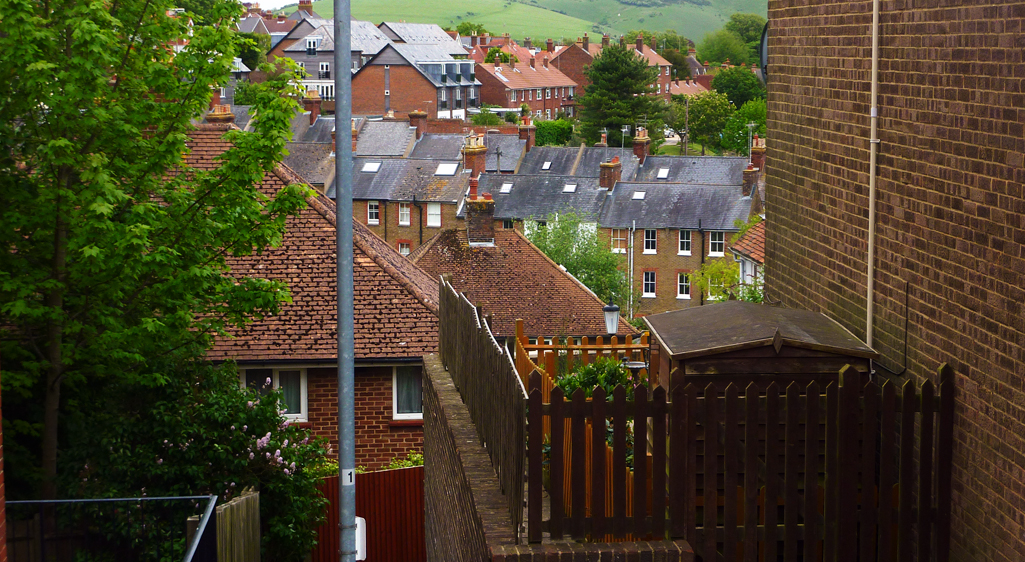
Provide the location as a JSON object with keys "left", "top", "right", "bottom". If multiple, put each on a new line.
{"left": 603, "top": 299, "right": 620, "bottom": 336}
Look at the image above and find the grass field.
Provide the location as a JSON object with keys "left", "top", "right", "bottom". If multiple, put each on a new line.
{"left": 302, "top": 0, "right": 767, "bottom": 44}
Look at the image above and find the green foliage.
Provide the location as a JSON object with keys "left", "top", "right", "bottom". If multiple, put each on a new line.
{"left": 234, "top": 80, "right": 259, "bottom": 105}
{"left": 623, "top": 29, "right": 690, "bottom": 53}
{"left": 660, "top": 49, "right": 693, "bottom": 80}
{"left": 456, "top": 21, "right": 490, "bottom": 36}
{"left": 483, "top": 47, "right": 514, "bottom": 64}
{"left": 555, "top": 357, "right": 646, "bottom": 400}
{"left": 724, "top": 12, "right": 766, "bottom": 61}
{"left": 577, "top": 44, "right": 663, "bottom": 145}
{"left": 0, "top": 0, "right": 309, "bottom": 500}
{"left": 535, "top": 119, "right": 574, "bottom": 146}
{"left": 711, "top": 66, "right": 766, "bottom": 109}
{"left": 61, "top": 360, "right": 328, "bottom": 562}
{"left": 721, "top": 99, "right": 767, "bottom": 156}
{"left": 697, "top": 29, "right": 750, "bottom": 65}
{"left": 687, "top": 90, "right": 736, "bottom": 150}
{"left": 237, "top": 32, "right": 271, "bottom": 74}
{"left": 525, "top": 212, "right": 631, "bottom": 307}
{"left": 386, "top": 450, "right": 425, "bottom": 469}
{"left": 471, "top": 107, "right": 505, "bottom": 126}
{"left": 690, "top": 257, "right": 739, "bottom": 302}
{"left": 504, "top": 111, "right": 521, "bottom": 123}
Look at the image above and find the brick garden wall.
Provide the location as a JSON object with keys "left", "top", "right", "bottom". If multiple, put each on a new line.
{"left": 765, "top": 1, "right": 1025, "bottom": 560}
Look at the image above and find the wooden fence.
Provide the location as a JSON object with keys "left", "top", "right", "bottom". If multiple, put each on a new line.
{"left": 528, "top": 364, "right": 955, "bottom": 562}
{"left": 437, "top": 275, "right": 527, "bottom": 539}
{"left": 210, "top": 489, "right": 259, "bottom": 562}
{"left": 312, "top": 466, "right": 425, "bottom": 562}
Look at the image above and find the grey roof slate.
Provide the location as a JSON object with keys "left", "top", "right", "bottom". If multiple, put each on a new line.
{"left": 231, "top": 105, "right": 254, "bottom": 130}
{"left": 392, "top": 43, "right": 458, "bottom": 63}
{"left": 517, "top": 146, "right": 638, "bottom": 178}
{"left": 300, "top": 116, "right": 336, "bottom": 143}
{"left": 598, "top": 182, "right": 753, "bottom": 230}
{"left": 409, "top": 134, "right": 463, "bottom": 160}
{"left": 516, "top": 146, "right": 582, "bottom": 175}
{"left": 575, "top": 147, "right": 639, "bottom": 179}
{"left": 474, "top": 174, "right": 606, "bottom": 221}
{"left": 379, "top": 22, "right": 466, "bottom": 56}
{"left": 351, "top": 20, "right": 391, "bottom": 56}
{"left": 328, "top": 158, "right": 468, "bottom": 204}
{"left": 633, "top": 155, "right": 748, "bottom": 185}
{"left": 355, "top": 120, "right": 416, "bottom": 157}
{"left": 485, "top": 135, "right": 526, "bottom": 173}
{"left": 283, "top": 143, "right": 334, "bottom": 186}
{"left": 284, "top": 23, "right": 333, "bottom": 52}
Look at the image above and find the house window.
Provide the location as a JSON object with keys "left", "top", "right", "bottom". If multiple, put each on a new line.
{"left": 435, "top": 162, "right": 458, "bottom": 176}
{"left": 399, "top": 202, "right": 411, "bottom": 226}
{"left": 296, "top": 61, "right": 305, "bottom": 77}
{"left": 306, "top": 37, "right": 317, "bottom": 55}
{"left": 710, "top": 275, "right": 725, "bottom": 300}
{"left": 528, "top": 90, "right": 532, "bottom": 101}
{"left": 511, "top": 90, "right": 517, "bottom": 102}
{"left": 632, "top": 191, "right": 645, "bottom": 200}
{"left": 546, "top": 109, "right": 551, "bottom": 119}
{"left": 393, "top": 366, "right": 423, "bottom": 420}
{"left": 427, "top": 203, "right": 442, "bottom": 227}
{"left": 535, "top": 110, "right": 541, "bottom": 118}
{"left": 611, "top": 229, "right": 627, "bottom": 253}
{"left": 440, "top": 89, "right": 447, "bottom": 101}
{"left": 563, "top": 183, "right": 576, "bottom": 193}
{"left": 644, "top": 229, "right": 657, "bottom": 253}
{"left": 503, "top": 219, "right": 514, "bottom": 229}
{"left": 242, "top": 368, "right": 308, "bottom": 421}
{"left": 657, "top": 83, "right": 661, "bottom": 94}
{"left": 500, "top": 182, "right": 513, "bottom": 193}
{"left": 568, "top": 87, "right": 574, "bottom": 97}
{"left": 536, "top": 88, "right": 542, "bottom": 99}
{"left": 677, "top": 273, "right": 691, "bottom": 299}
{"left": 678, "top": 230, "right": 691, "bottom": 255}
{"left": 398, "top": 242, "right": 411, "bottom": 256}
{"left": 367, "top": 201, "right": 379, "bottom": 225}
{"left": 362, "top": 161, "right": 381, "bottom": 173}
{"left": 709, "top": 231, "right": 725, "bottom": 256}
{"left": 546, "top": 88, "right": 551, "bottom": 99}
{"left": 643, "top": 271, "right": 656, "bottom": 298}
{"left": 319, "top": 62, "right": 330, "bottom": 79}
{"left": 542, "top": 161, "right": 552, "bottom": 171}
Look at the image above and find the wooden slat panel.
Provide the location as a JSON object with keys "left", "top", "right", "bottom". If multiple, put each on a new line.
{"left": 703, "top": 383, "right": 719, "bottom": 562}
{"left": 612, "top": 385, "right": 628, "bottom": 538}
{"left": 897, "top": 380, "right": 916, "bottom": 561}
{"left": 836, "top": 367, "right": 860, "bottom": 562}
{"left": 784, "top": 383, "right": 802, "bottom": 561}
{"left": 670, "top": 383, "right": 687, "bottom": 539}
{"left": 722, "top": 384, "right": 740, "bottom": 562}
{"left": 528, "top": 373, "right": 543, "bottom": 542}
{"left": 763, "top": 382, "right": 780, "bottom": 562}
{"left": 804, "top": 381, "right": 821, "bottom": 562}
{"left": 571, "top": 388, "right": 587, "bottom": 539}
{"left": 859, "top": 382, "right": 880, "bottom": 562}
{"left": 936, "top": 364, "right": 955, "bottom": 562}
{"left": 744, "top": 383, "right": 760, "bottom": 562}
{"left": 652, "top": 386, "right": 668, "bottom": 539}
{"left": 823, "top": 381, "right": 839, "bottom": 562}
{"left": 591, "top": 386, "right": 607, "bottom": 538}
{"left": 683, "top": 357, "right": 866, "bottom": 376}
{"left": 877, "top": 381, "right": 897, "bottom": 562}
{"left": 550, "top": 386, "right": 565, "bottom": 540}
{"left": 634, "top": 384, "right": 649, "bottom": 538}
{"left": 918, "top": 380, "right": 935, "bottom": 562}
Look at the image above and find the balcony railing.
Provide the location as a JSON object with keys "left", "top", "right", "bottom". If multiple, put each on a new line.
{"left": 318, "top": 70, "right": 330, "bottom": 79}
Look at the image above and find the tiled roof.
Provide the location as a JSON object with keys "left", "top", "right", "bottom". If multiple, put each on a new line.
{"left": 633, "top": 155, "right": 748, "bottom": 185}
{"left": 517, "top": 146, "right": 638, "bottom": 178}
{"left": 263, "top": 17, "right": 297, "bottom": 34}
{"left": 410, "top": 228, "right": 635, "bottom": 339}
{"left": 283, "top": 142, "right": 334, "bottom": 186}
{"left": 355, "top": 120, "right": 416, "bottom": 157}
{"left": 475, "top": 174, "right": 606, "bottom": 221}
{"left": 477, "top": 61, "right": 577, "bottom": 90}
{"left": 331, "top": 158, "right": 469, "bottom": 203}
{"left": 667, "top": 79, "right": 707, "bottom": 97}
{"left": 188, "top": 123, "right": 439, "bottom": 364}
{"left": 409, "top": 133, "right": 464, "bottom": 160}
{"left": 632, "top": 44, "right": 671, "bottom": 67}
{"left": 730, "top": 219, "right": 765, "bottom": 265}
{"left": 300, "top": 116, "right": 336, "bottom": 143}
{"left": 598, "top": 182, "right": 753, "bottom": 230}
{"left": 351, "top": 20, "right": 392, "bottom": 56}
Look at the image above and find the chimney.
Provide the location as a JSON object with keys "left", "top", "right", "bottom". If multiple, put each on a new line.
{"left": 582, "top": 33, "right": 589, "bottom": 52}
{"left": 298, "top": 0, "right": 311, "bottom": 10}
{"left": 209, "top": 85, "right": 221, "bottom": 110}
{"left": 509, "top": 57, "right": 515, "bottom": 70}
{"left": 277, "top": 14, "right": 285, "bottom": 21}
{"left": 409, "top": 110, "right": 427, "bottom": 140}
{"left": 542, "top": 57, "right": 548, "bottom": 69}
{"left": 495, "top": 59, "right": 501, "bottom": 70}
{"left": 602, "top": 34, "right": 610, "bottom": 49}
{"left": 636, "top": 33, "right": 643, "bottom": 52}
{"left": 546, "top": 38, "right": 554, "bottom": 53}
{"left": 206, "top": 104, "right": 234, "bottom": 124}
{"left": 331, "top": 129, "right": 336, "bottom": 154}
{"left": 599, "top": 156, "right": 622, "bottom": 189}
{"left": 462, "top": 133, "right": 487, "bottom": 178}
{"left": 519, "top": 116, "right": 535, "bottom": 151}
{"left": 524, "top": 37, "right": 532, "bottom": 50}
{"left": 351, "top": 122, "right": 358, "bottom": 152}
{"left": 619, "top": 35, "right": 625, "bottom": 48}
{"left": 469, "top": 176, "right": 478, "bottom": 200}
{"left": 742, "top": 163, "right": 758, "bottom": 197}
{"left": 650, "top": 36, "right": 657, "bottom": 50}
{"left": 595, "top": 132, "right": 608, "bottom": 147}
{"left": 750, "top": 134, "right": 767, "bottom": 171}
{"left": 470, "top": 34, "right": 477, "bottom": 47}
{"left": 466, "top": 187, "right": 496, "bottom": 245}
{"left": 302, "top": 89, "right": 321, "bottom": 125}
{"left": 632, "top": 127, "right": 651, "bottom": 164}
{"left": 529, "top": 57, "right": 535, "bottom": 69}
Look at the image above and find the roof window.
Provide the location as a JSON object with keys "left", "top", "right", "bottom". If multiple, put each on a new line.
{"left": 500, "top": 182, "right": 513, "bottom": 193}
{"left": 435, "top": 162, "right": 458, "bottom": 176}
{"left": 541, "top": 161, "right": 552, "bottom": 170}
{"left": 657, "top": 167, "right": 670, "bottom": 179}
{"left": 361, "top": 162, "right": 381, "bottom": 173}
{"left": 563, "top": 183, "right": 577, "bottom": 193}
{"left": 632, "top": 191, "right": 646, "bottom": 200}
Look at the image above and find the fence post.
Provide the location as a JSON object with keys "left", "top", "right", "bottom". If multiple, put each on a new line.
{"left": 528, "top": 372, "right": 543, "bottom": 543}
{"left": 836, "top": 366, "right": 860, "bottom": 562}
{"left": 935, "top": 364, "right": 955, "bottom": 562}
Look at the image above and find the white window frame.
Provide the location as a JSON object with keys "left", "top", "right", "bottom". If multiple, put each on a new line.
{"left": 546, "top": 88, "right": 551, "bottom": 99}
{"left": 678, "top": 230, "right": 692, "bottom": 255}
{"left": 709, "top": 231, "right": 725, "bottom": 256}
{"left": 392, "top": 366, "right": 423, "bottom": 420}
{"left": 546, "top": 108, "right": 551, "bottom": 119}
{"left": 644, "top": 229, "right": 657, "bottom": 254}
{"left": 398, "top": 202, "right": 411, "bottom": 226}
{"left": 642, "top": 271, "right": 656, "bottom": 298}
{"left": 426, "top": 203, "right": 442, "bottom": 227}
{"left": 677, "top": 273, "right": 691, "bottom": 299}
{"left": 362, "top": 161, "right": 381, "bottom": 173}
{"left": 398, "top": 242, "right": 411, "bottom": 256}
{"left": 319, "top": 61, "right": 330, "bottom": 73}
{"left": 536, "top": 88, "right": 542, "bottom": 99}
{"left": 542, "top": 161, "right": 552, "bottom": 171}
{"left": 611, "top": 229, "right": 627, "bottom": 253}
{"left": 500, "top": 182, "right": 513, "bottom": 193}
{"left": 511, "top": 90, "right": 517, "bottom": 102}
{"left": 367, "top": 200, "right": 379, "bottom": 225}
{"left": 657, "top": 167, "right": 670, "bottom": 179}
{"left": 240, "top": 367, "right": 309, "bottom": 421}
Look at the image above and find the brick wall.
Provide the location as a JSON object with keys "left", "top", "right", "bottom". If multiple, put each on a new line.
{"left": 355, "top": 200, "right": 461, "bottom": 252}
{"left": 765, "top": 1, "right": 1025, "bottom": 561}
{"left": 307, "top": 366, "right": 423, "bottom": 471}
{"left": 551, "top": 45, "right": 593, "bottom": 92}
{"left": 352, "top": 65, "right": 439, "bottom": 117}
{"left": 476, "top": 66, "right": 575, "bottom": 118}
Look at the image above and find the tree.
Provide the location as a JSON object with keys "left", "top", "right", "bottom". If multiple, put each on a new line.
{"left": 688, "top": 90, "right": 736, "bottom": 152}
{"left": 535, "top": 119, "right": 575, "bottom": 146}
{"left": 712, "top": 65, "right": 766, "bottom": 109}
{"left": 724, "top": 13, "right": 767, "bottom": 61}
{"left": 0, "top": 0, "right": 309, "bottom": 499}
{"left": 526, "top": 213, "right": 631, "bottom": 307}
{"left": 471, "top": 107, "right": 505, "bottom": 126}
{"left": 483, "top": 47, "right": 513, "bottom": 64}
{"left": 456, "top": 21, "right": 489, "bottom": 37}
{"left": 238, "top": 32, "right": 271, "bottom": 74}
{"left": 577, "top": 44, "right": 663, "bottom": 145}
{"left": 721, "top": 98, "right": 767, "bottom": 155}
{"left": 691, "top": 216, "right": 764, "bottom": 303}
{"left": 697, "top": 29, "right": 750, "bottom": 65}
{"left": 661, "top": 49, "right": 693, "bottom": 80}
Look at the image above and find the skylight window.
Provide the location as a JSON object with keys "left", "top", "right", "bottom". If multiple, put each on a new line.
{"left": 435, "top": 162, "right": 458, "bottom": 176}
{"left": 500, "top": 182, "right": 513, "bottom": 193}
{"left": 541, "top": 161, "right": 552, "bottom": 170}
{"left": 362, "top": 162, "right": 381, "bottom": 173}
{"left": 563, "top": 183, "right": 577, "bottom": 193}
{"left": 657, "top": 167, "right": 670, "bottom": 179}
{"left": 632, "top": 191, "right": 646, "bottom": 200}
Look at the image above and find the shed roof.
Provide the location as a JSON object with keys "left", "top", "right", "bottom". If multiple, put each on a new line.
{"left": 355, "top": 120, "right": 416, "bottom": 157}
{"left": 644, "top": 301, "right": 878, "bottom": 361}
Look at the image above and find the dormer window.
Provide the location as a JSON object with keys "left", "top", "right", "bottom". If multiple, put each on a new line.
{"left": 632, "top": 191, "right": 646, "bottom": 200}
{"left": 306, "top": 37, "right": 319, "bottom": 56}
{"left": 563, "top": 183, "right": 577, "bottom": 193}
{"left": 657, "top": 167, "right": 670, "bottom": 179}
{"left": 362, "top": 162, "right": 381, "bottom": 173}
{"left": 542, "top": 161, "right": 552, "bottom": 171}
{"left": 500, "top": 182, "right": 513, "bottom": 193}
{"left": 435, "top": 162, "right": 458, "bottom": 176}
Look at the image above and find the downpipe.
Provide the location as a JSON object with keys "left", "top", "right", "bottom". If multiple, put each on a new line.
{"left": 865, "top": 0, "right": 881, "bottom": 348}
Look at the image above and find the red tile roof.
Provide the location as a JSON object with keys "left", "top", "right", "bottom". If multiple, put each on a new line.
{"left": 730, "top": 220, "right": 765, "bottom": 265}
{"left": 188, "top": 123, "right": 439, "bottom": 364}
{"left": 410, "top": 228, "right": 635, "bottom": 339}
{"left": 477, "top": 60, "right": 577, "bottom": 90}
{"left": 667, "top": 79, "right": 708, "bottom": 97}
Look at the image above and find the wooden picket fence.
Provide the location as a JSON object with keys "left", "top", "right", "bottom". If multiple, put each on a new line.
{"left": 527, "top": 364, "right": 955, "bottom": 562}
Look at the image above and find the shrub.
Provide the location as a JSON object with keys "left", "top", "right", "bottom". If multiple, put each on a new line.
{"left": 535, "top": 119, "right": 574, "bottom": 146}
{"left": 555, "top": 357, "right": 646, "bottom": 399}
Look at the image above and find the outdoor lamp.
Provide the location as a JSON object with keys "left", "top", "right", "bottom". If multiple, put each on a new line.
{"left": 603, "top": 299, "right": 620, "bottom": 336}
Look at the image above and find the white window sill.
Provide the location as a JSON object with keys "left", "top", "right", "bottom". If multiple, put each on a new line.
{"left": 678, "top": 251, "right": 692, "bottom": 256}
{"left": 399, "top": 222, "right": 411, "bottom": 227}
{"left": 368, "top": 220, "right": 379, "bottom": 226}
{"left": 426, "top": 225, "right": 441, "bottom": 228}
{"left": 393, "top": 413, "right": 424, "bottom": 421}
{"left": 677, "top": 295, "right": 691, "bottom": 300}
{"left": 612, "top": 248, "right": 626, "bottom": 254}
{"left": 708, "top": 252, "right": 725, "bottom": 257}
{"left": 643, "top": 250, "right": 657, "bottom": 255}
{"left": 642, "top": 294, "right": 656, "bottom": 299}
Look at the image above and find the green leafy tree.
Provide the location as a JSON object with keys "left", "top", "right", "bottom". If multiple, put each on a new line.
{"left": 724, "top": 13, "right": 767, "bottom": 61}
{"left": 577, "top": 44, "right": 663, "bottom": 145}
{"left": 623, "top": 29, "right": 691, "bottom": 53}
{"left": 535, "top": 119, "right": 575, "bottom": 146}
{"left": 456, "top": 21, "right": 490, "bottom": 37}
{"left": 504, "top": 111, "right": 521, "bottom": 123}
{"left": 688, "top": 90, "right": 736, "bottom": 152}
{"left": 721, "top": 98, "right": 767, "bottom": 155}
{"left": 471, "top": 107, "right": 504, "bottom": 126}
{"left": 526, "top": 212, "right": 631, "bottom": 307}
{"left": 697, "top": 29, "right": 750, "bottom": 65}
{"left": 238, "top": 32, "right": 271, "bottom": 74}
{"left": 712, "top": 65, "right": 766, "bottom": 109}
{"left": 691, "top": 216, "right": 764, "bottom": 302}
{"left": 0, "top": 0, "right": 309, "bottom": 500}
{"left": 661, "top": 49, "right": 693, "bottom": 80}
{"left": 483, "top": 47, "right": 511, "bottom": 64}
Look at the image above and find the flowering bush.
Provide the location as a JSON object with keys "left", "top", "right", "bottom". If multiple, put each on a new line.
{"left": 61, "top": 359, "right": 329, "bottom": 562}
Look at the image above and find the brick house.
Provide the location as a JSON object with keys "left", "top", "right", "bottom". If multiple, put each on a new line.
{"left": 765, "top": 1, "right": 1024, "bottom": 560}
{"left": 729, "top": 217, "right": 765, "bottom": 285}
{"left": 476, "top": 57, "right": 578, "bottom": 120}
{"left": 549, "top": 33, "right": 673, "bottom": 102}
{"left": 191, "top": 120, "right": 440, "bottom": 471}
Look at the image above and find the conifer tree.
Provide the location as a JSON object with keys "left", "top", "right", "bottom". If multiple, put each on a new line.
{"left": 577, "top": 45, "right": 663, "bottom": 146}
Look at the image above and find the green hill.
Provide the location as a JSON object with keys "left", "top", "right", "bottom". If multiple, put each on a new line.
{"left": 302, "top": 0, "right": 767, "bottom": 44}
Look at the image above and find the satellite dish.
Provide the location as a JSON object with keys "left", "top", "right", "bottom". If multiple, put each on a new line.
{"left": 759, "top": 22, "right": 769, "bottom": 83}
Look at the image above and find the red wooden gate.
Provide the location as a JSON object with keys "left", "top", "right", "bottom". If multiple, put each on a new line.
{"left": 312, "top": 466, "right": 425, "bottom": 562}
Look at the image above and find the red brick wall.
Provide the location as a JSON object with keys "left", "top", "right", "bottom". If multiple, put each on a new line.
{"left": 424, "top": 120, "right": 520, "bottom": 135}
{"left": 307, "top": 366, "right": 423, "bottom": 471}
{"left": 352, "top": 65, "right": 439, "bottom": 117}
{"left": 477, "top": 67, "right": 575, "bottom": 118}
{"left": 355, "top": 200, "right": 460, "bottom": 251}
{"left": 765, "top": 1, "right": 1025, "bottom": 560}
{"left": 551, "top": 45, "right": 593, "bottom": 91}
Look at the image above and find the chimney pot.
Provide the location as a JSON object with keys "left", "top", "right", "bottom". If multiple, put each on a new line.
{"left": 483, "top": 192, "right": 493, "bottom": 201}
{"left": 636, "top": 33, "right": 644, "bottom": 52}
{"left": 469, "top": 177, "right": 478, "bottom": 199}
{"left": 524, "top": 37, "right": 532, "bottom": 50}
{"left": 466, "top": 189, "right": 496, "bottom": 244}
{"left": 529, "top": 57, "right": 535, "bottom": 69}
{"left": 602, "top": 34, "right": 610, "bottom": 49}
{"left": 546, "top": 38, "right": 554, "bottom": 53}
{"left": 509, "top": 57, "right": 515, "bottom": 69}
{"left": 542, "top": 57, "right": 548, "bottom": 69}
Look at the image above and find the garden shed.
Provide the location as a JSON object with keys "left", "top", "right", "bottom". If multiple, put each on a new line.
{"left": 643, "top": 301, "right": 878, "bottom": 392}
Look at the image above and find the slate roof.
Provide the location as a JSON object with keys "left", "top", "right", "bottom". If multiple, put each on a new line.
{"left": 410, "top": 228, "right": 635, "bottom": 339}
{"left": 237, "top": 16, "right": 268, "bottom": 34}
{"left": 351, "top": 19, "right": 391, "bottom": 56}
{"left": 475, "top": 175, "right": 606, "bottom": 221}
{"left": 379, "top": 22, "right": 467, "bottom": 56}
{"left": 392, "top": 43, "right": 459, "bottom": 63}
{"left": 408, "top": 133, "right": 464, "bottom": 160}
{"left": 355, "top": 120, "right": 416, "bottom": 157}
{"left": 575, "top": 147, "right": 640, "bottom": 179}
{"left": 283, "top": 142, "right": 334, "bottom": 187}
{"left": 633, "top": 156, "right": 748, "bottom": 185}
{"left": 187, "top": 123, "right": 439, "bottom": 363}
{"left": 330, "top": 158, "right": 468, "bottom": 203}
{"left": 477, "top": 62, "right": 577, "bottom": 90}
{"left": 284, "top": 23, "right": 333, "bottom": 53}
{"left": 516, "top": 146, "right": 581, "bottom": 175}
{"left": 408, "top": 133, "right": 524, "bottom": 173}
{"left": 486, "top": 134, "right": 526, "bottom": 173}
{"left": 517, "top": 146, "right": 638, "bottom": 178}
{"left": 730, "top": 219, "right": 765, "bottom": 265}
{"left": 598, "top": 182, "right": 753, "bottom": 230}
{"left": 300, "top": 116, "right": 336, "bottom": 143}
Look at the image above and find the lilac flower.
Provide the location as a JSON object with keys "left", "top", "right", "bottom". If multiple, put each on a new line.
{"left": 265, "top": 377, "right": 272, "bottom": 387}
{"left": 249, "top": 452, "right": 255, "bottom": 460}
{"left": 274, "top": 449, "right": 281, "bottom": 458}
{"left": 282, "top": 439, "right": 289, "bottom": 448}
{"left": 157, "top": 458, "right": 163, "bottom": 465}
{"left": 242, "top": 425, "right": 247, "bottom": 431}
{"left": 247, "top": 401, "right": 253, "bottom": 408}
{"left": 289, "top": 462, "right": 296, "bottom": 471}
{"left": 266, "top": 452, "right": 272, "bottom": 459}
{"left": 283, "top": 468, "right": 291, "bottom": 475}
{"left": 230, "top": 425, "right": 235, "bottom": 431}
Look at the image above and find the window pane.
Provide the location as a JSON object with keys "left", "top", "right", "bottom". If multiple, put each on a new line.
{"left": 245, "top": 369, "right": 273, "bottom": 395}
{"left": 396, "top": 367, "right": 423, "bottom": 414}
{"left": 278, "top": 370, "right": 301, "bottom": 414}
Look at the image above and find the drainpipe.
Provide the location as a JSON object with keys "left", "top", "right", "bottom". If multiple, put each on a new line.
{"left": 628, "top": 219, "right": 636, "bottom": 318}
{"left": 865, "top": 0, "right": 881, "bottom": 347}
{"left": 698, "top": 219, "right": 704, "bottom": 306}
